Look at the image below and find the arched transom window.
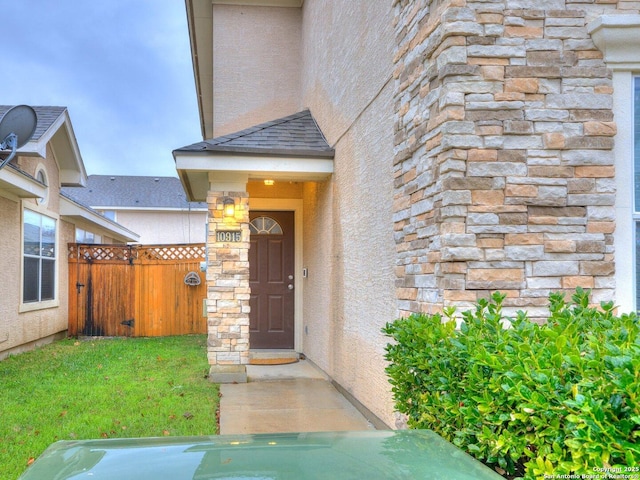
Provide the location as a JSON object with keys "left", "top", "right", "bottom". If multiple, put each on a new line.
{"left": 249, "top": 216, "right": 283, "bottom": 235}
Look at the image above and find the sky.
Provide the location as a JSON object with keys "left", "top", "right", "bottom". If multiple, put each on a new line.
{"left": 1, "top": 1, "right": 201, "bottom": 178}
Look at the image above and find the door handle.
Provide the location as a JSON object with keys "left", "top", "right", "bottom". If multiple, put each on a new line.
{"left": 288, "top": 284, "right": 294, "bottom": 290}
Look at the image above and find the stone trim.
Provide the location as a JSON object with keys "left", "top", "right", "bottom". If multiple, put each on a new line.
{"left": 589, "top": 15, "right": 640, "bottom": 69}
{"left": 206, "top": 190, "right": 251, "bottom": 375}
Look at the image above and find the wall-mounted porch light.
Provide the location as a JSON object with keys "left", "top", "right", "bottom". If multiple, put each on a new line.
{"left": 264, "top": 179, "right": 275, "bottom": 186}
{"left": 223, "top": 197, "right": 236, "bottom": 218}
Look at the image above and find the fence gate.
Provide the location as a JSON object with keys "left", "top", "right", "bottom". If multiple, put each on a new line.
{"left": 68, "top": 244, "right": 207, "bottom": 337}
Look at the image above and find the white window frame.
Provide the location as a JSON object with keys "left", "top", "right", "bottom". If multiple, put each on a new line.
{"left": 35, "top": 167, "right": 49, "bottom": 206}
{"left": 20, "top": 207, "right": 59, "bottom": 311}
{"left": 634, "top": 77, "right": 640, "bottom": 309}
{"left": 589, "top": 15, "right": 640, "bottom": 311}
{"left": 75, "top": 227, "right": 100, "bottom": 244}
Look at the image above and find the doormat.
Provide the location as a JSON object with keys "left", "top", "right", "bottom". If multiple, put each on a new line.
{"left": 249, "top": 357, "right": 299, "bottom": 365}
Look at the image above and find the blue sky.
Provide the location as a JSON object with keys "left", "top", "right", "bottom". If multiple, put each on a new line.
{"left": 1, "top": 1, "right": 201, "bottom": 177}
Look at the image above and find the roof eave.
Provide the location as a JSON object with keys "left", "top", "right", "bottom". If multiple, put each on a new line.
{"left": 174, "top": 149, "right": 333, "bottom": 202}
{"left": 186, "top": 0, "right": 214, "bottom": 140}
{"left": 18, "top": 109, "right": 87, "bottom": 187}
{"left": 59, "top": 195, "right": 140, "bottom": 243}
{"left": 175, "top": 146, "right": 335, "bottom": 158}
{"left": 0, "top": 164, "right": 47, "bottom": 199}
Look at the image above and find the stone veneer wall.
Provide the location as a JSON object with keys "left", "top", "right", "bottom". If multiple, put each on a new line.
{"left": 205, "top": 191, "right": 251, "bottom": 369}
{"left": 393, "top": 0, "right": 640, "bottom": 318}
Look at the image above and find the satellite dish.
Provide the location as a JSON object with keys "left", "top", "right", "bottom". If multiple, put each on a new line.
{"left": 0, "top": 105, "right": 38, "bottom": 170}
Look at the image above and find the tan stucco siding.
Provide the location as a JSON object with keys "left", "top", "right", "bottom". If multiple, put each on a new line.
{"left": 0, "top": 194, "right": 21, "bottom": 350}
{"left": 299, "top": 0, "right": 398, "bottom": 428}
{"left": 113, "top": 210, "right": 207, "bottom": 244}
{"left": 0, "top": 153, "right": 72, "bottom": 359}
{"left": 300, "top": 1, "right": 395, "bottom": 145}
{"left": 301, "top": 180, "right": 334, "bottom": 371}
{"left": 212, "top": 4, "right": 302, "bottom": 136}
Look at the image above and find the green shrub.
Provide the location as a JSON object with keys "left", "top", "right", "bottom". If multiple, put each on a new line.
{"left": 382, "top": 288, "right": 640, "bottom": 478}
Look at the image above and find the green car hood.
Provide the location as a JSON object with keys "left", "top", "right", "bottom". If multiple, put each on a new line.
{"left": 18, "top": 430, "right": 503, "bottom": 480}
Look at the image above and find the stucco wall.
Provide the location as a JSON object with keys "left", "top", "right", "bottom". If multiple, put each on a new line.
{"left": 0, "top": 194, "right": 20, "bottom": 350}
{"left": 0, "top": 152, "right": 72, "bottom": 359}
{"left": 212, "top": 4, "right": 302, "bottom": 136}
{"left": 299, "top": 0, "right": 398, "bottom": 427}
{"left": 114, "top": 210, "right": 207, "bottom": 244}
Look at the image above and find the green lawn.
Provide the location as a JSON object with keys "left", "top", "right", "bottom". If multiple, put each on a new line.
{"left": 0, "top": 335, "right": 219, "bottom": 479}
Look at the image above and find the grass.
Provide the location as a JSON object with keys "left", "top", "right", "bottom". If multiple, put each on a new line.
{"left": 0, "top": 335, "right": 219, "bottom": 479}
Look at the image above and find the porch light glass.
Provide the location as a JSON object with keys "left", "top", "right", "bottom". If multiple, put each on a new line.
{"left": 223, "top": 198, "right": 235, "bottom": 218}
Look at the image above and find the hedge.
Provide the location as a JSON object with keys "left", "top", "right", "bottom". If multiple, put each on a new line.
{"left": 382, "top": 288, "right": 640, "bottom": 478}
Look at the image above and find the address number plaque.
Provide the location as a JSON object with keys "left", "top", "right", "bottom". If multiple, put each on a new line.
{"left": 216, "top": 230, "right": 242, "bottom": 243}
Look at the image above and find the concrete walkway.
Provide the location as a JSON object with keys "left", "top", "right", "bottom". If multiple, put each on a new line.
{"left": 219, "top": 359, "right": 376, "bottom": 434}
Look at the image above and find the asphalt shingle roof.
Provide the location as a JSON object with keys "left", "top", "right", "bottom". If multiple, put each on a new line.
{"left": 174, "top": 109, "right": 334, "bottom": 157}
{"left": 62, "top": 175, "right": 207, "bottom": 209}
{"left": 0, "top": 105, "right": 66, "bottom": 142}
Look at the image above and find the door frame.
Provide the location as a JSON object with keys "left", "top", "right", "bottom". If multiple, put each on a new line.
{"left": 248, "top": 198, "right": 303, "bottom": 352}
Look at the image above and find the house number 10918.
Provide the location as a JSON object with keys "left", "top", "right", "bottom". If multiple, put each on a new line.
{"left": 216, "top": 231, "right": 242, "bottom": 243}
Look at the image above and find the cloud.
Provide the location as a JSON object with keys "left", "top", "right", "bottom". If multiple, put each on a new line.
{"left": 1, "top": 0, "right": 200, "bottom": 177}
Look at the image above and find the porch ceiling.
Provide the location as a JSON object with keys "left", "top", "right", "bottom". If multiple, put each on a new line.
{"left": 175, "top": 154, "right": 333, "bottom": 202}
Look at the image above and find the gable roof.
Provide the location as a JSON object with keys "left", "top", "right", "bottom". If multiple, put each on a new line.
{"left": 62, "top": 175, "right": 207, "bottom": 210}
{"left": 173, "top": 109, "right": 335, "bottom": 202}
{"left": 0, "top": 105, "right": 67, "bottom": 142}
{"left": 174, "top": 110, "right": 334, "bottom": 158}
{"left": 0, "top": 105, "right": 86, "bottom": 186}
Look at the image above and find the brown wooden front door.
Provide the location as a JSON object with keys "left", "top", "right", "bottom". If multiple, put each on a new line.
{"left": 249, "top": 211, "right": 295, "bottom": 349}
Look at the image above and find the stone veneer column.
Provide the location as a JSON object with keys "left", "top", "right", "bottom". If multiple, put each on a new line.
{"left": 206, "top": 189, "right": 250, "bottom": 383}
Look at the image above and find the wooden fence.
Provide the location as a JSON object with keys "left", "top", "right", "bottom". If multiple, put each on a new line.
{"left": 68, "top": 244, "right": 207, "bottom": 337}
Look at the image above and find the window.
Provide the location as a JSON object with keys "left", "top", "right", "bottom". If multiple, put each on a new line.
{"left": 36, "top": 169, "right": 49, "bottom": 206}
{"left": 100, "top": 210, "right": 116, "bottom": 221}
{"left": 23, "top": 210, "right": 56, "bottom": 303}
{"left": 249, "top": 216, "right": 283, "bottom": 235}
{"left": 76, "top": 228, "right": 100, "bottom": 244}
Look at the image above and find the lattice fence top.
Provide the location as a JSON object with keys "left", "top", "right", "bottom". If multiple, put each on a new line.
{"left": 69, "top": 244, "right": 134, "bottom": 262}
{"left": 138, "top": 244, "right": 206, "bottom": 261}
{"left": 69, "top": 244, "right": 206, "bottom": 263}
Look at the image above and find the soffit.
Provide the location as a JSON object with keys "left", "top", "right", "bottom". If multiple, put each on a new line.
{"left": 186, "top": 0, "right": 214, "bottom": 139}
{"left": 0, "top": 163, "right": 46, "bottom": 199}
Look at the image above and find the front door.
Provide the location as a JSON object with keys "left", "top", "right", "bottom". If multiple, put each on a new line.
{"left": 249, "top": 211, "right": 295, "bottom": 349}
